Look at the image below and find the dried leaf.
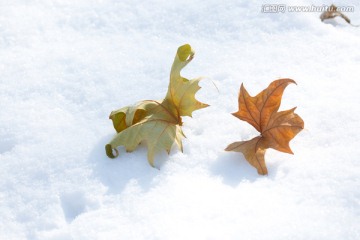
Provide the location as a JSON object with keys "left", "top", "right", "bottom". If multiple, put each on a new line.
{"left": 106, "top": 44, "right": 208, "bottom": 167}
{"left": 225, "top": 79, "right": 304, "bottom": 175}
{"left": 320, "top": 4, "right": 358, "bottom": 27}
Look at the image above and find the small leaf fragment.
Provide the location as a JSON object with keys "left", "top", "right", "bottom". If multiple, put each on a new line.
{"left": 320, "top": 4, "right": 358, "bottom": 27}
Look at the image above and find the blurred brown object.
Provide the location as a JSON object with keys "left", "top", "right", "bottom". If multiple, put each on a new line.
{"left": 320, "top": 4, "right": 358, "bottom": 26}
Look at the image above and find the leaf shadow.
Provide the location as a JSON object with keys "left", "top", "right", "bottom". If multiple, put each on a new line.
{"left": 88, "top": 135, "right": 160, "bottom": 195}
{"left": 209, "top": 152, "right": 263, "bottom": 187}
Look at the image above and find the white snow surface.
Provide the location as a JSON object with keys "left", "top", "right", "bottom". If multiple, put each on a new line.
{"left": 1, "top": 0, "right": 360, "bottom": 239}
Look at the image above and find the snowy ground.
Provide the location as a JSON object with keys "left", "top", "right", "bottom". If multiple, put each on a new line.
{"left": 1, "top": 0, "right": 360, "bottom": 239}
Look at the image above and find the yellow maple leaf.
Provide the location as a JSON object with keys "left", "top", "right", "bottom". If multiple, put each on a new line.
{"left": 106, "top": 44, "right": 208, "bottom": 167}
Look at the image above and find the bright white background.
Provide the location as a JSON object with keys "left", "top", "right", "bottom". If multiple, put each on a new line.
{"left": 0, "top": 0, "right": 359, "bottom": 239}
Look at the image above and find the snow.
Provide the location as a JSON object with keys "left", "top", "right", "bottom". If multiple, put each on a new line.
{"left": 1, "top": 0, "right": 360, "bottom": 239}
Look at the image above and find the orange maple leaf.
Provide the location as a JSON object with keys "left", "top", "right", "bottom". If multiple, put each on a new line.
{"left": 225, "top": 79, "right": 304, "bottom": 175}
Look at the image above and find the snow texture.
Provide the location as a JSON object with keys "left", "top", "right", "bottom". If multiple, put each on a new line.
{"left": 1, "top": 0, "right": 360, "bottom": 239}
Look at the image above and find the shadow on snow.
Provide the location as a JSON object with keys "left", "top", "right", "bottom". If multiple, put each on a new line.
{"left": 87, "top": 135, "right": 160, "bottom": 195}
